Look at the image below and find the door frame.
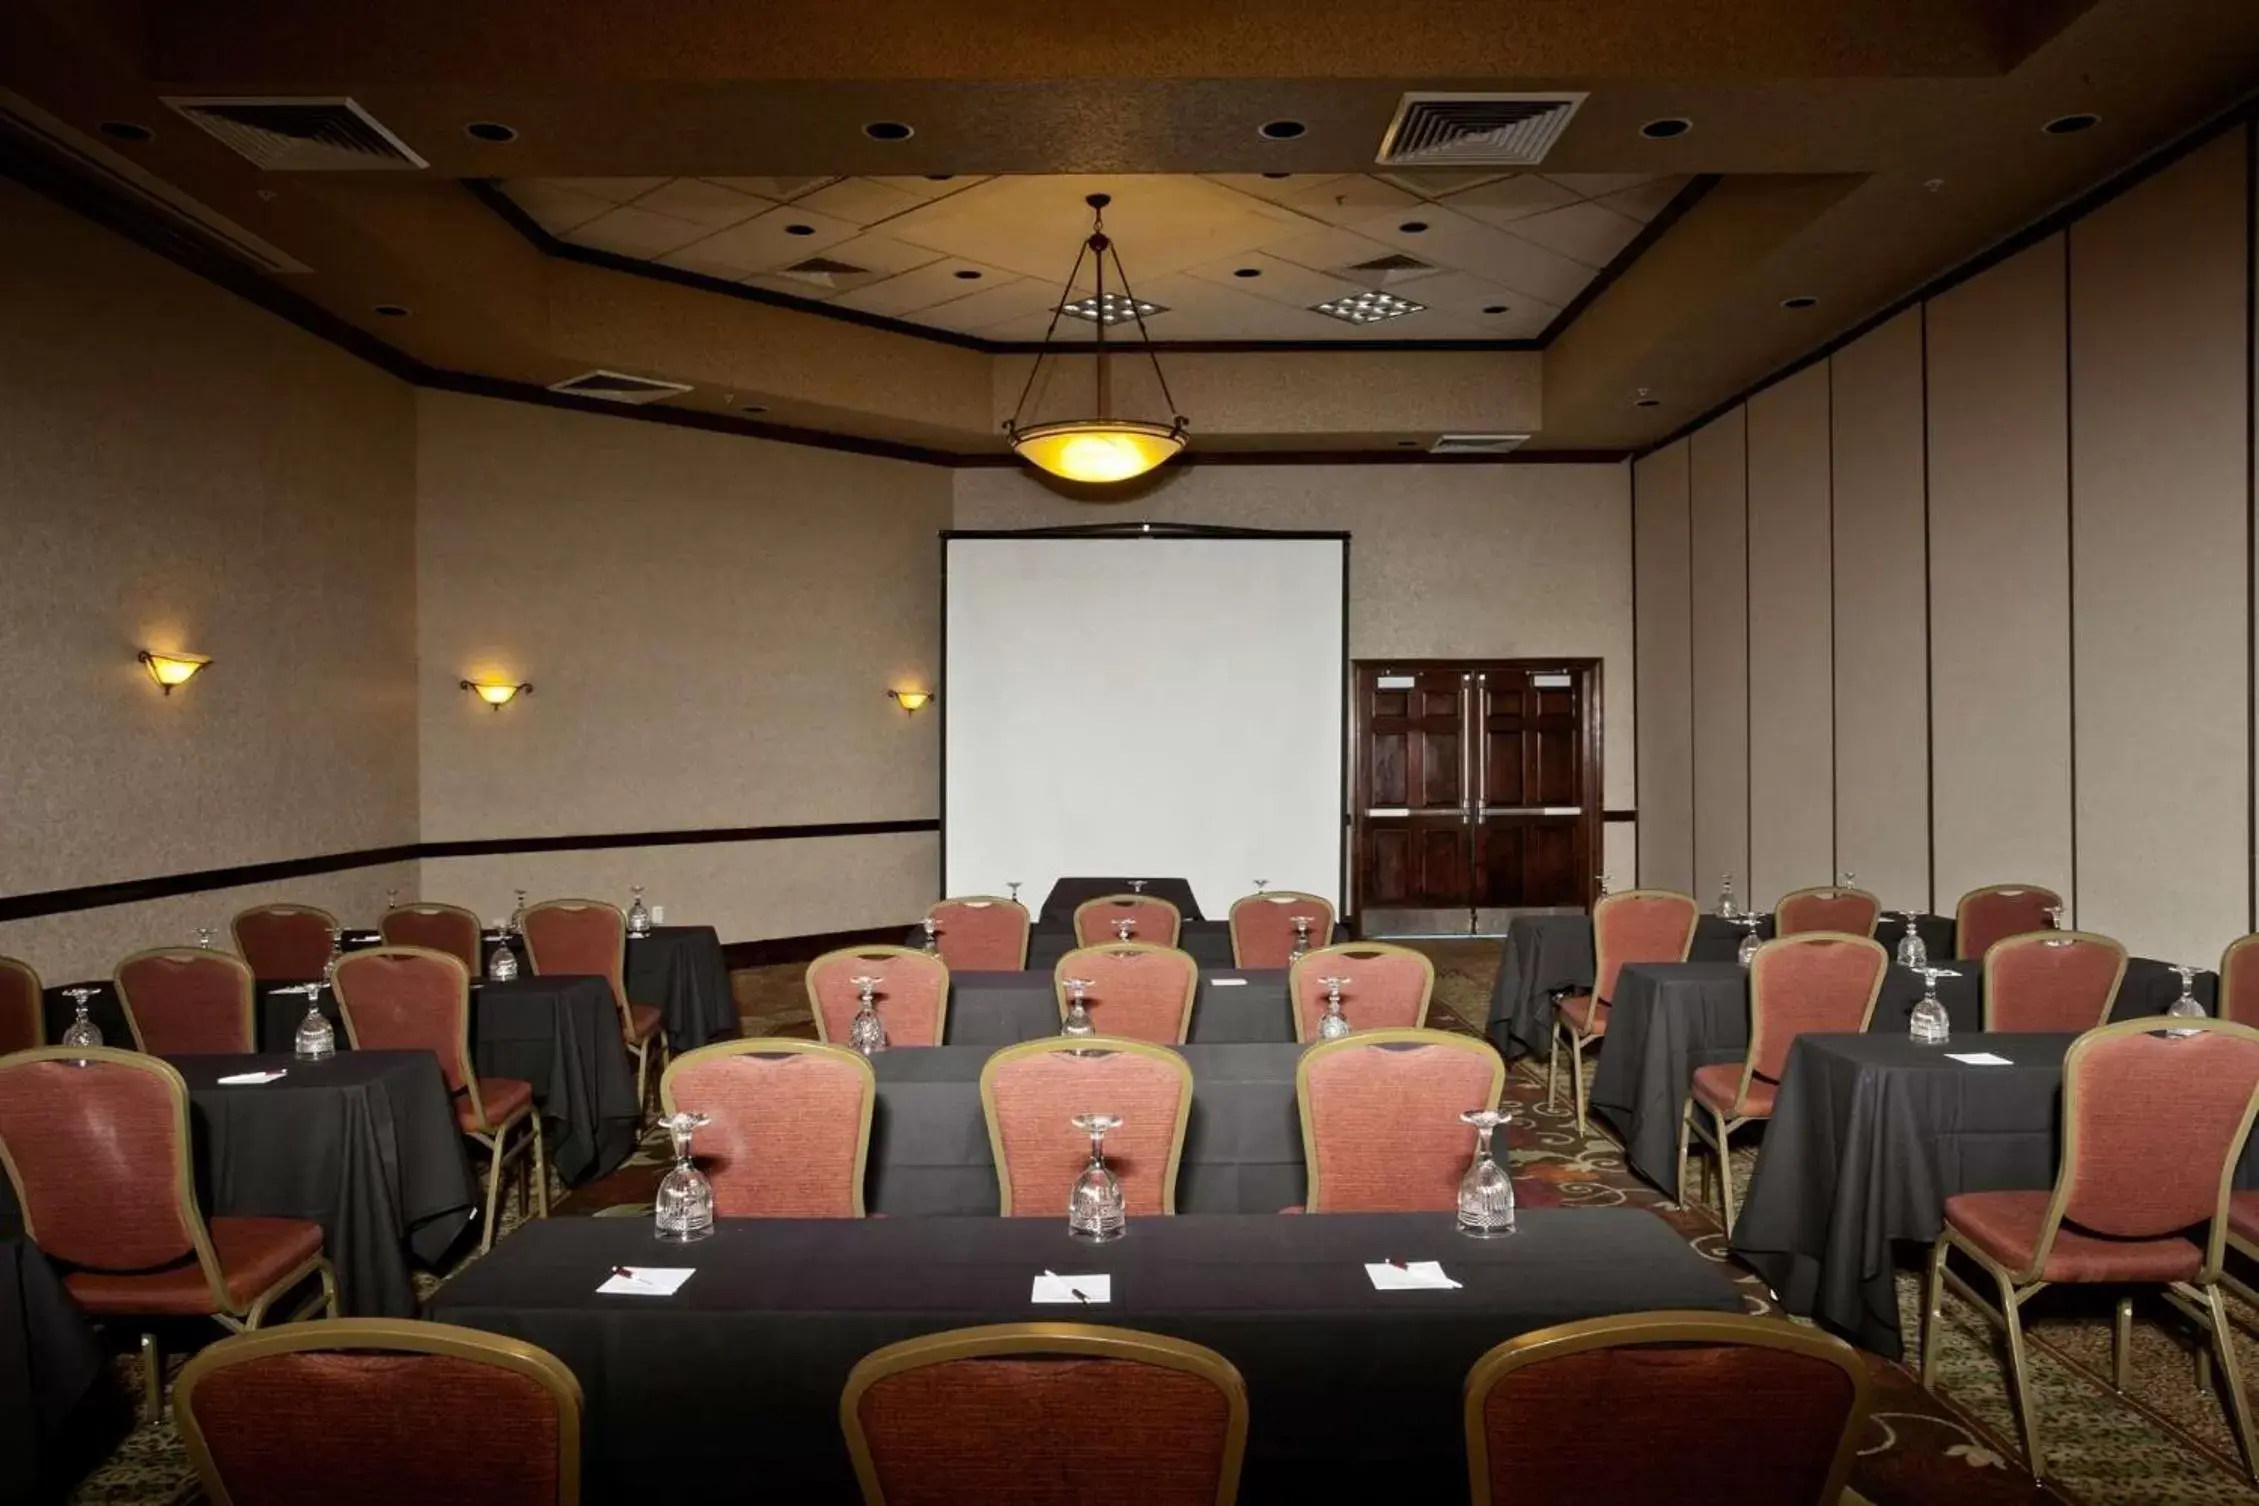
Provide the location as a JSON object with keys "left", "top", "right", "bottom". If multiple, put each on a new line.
{"left": 1348, "top": 657, "right": 1605, "bottom": 926}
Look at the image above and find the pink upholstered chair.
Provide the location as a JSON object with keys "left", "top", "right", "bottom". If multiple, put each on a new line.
{"left": 925, "top": 897, "right": 1031, "bottom": 972}
{"left": 230, "top": 904, "right": 339, "bottom": 981}
{"left": 660, "top": 1040, "right": 876, "bottom": 1217}
{"left": 380, "top": 903, "right": 485, "bottom": 974}
{"left": 1679, "top": 933, "right": 1888, "bottom": 1233}
{"left": 1286, "top": 943, "right": 1435, "bottom": 1043}
{"left": 1227, "top": 891, "right": 1336, "bottom": 969}
{"left": 521, "top": 900, "right": 668, "bottom": 1111}
{"left": 1551, "top": 890, "right": 1700, "bottom": 1133}
{"left": 333, "top": 947, "right": 545, "bottom": 1254}
{"left": 1295, "top": 1029, "right": 1505, "bottom": 1214}
{"left": 1922, "top": 1018, "right": 2259, "bottom": 1481}
{"left": 0, "top": 955, "right": 39, "bottom": 1054}
{"left": 2219, "top": 934, "right": 2259, "bottom": 1030}
{"left": 1464, "top": 1312, "right": 1870, "bottom": 1506}
{"left": 842, "top": 1324, "right": 1247, "bottom": 1506}
{"left": 1073, "top": 894, "right": 1183, "bottom": 948}
{"left": 1773, "top": 886, "right": 1881, "bottom": 938}
{"left": 1954, "top": 884, "right": 2063, "bottom": 961}
{"left": 1053, "top": 943, "right": 1199, "bottom": 1045}
{"left": 0, "top": 1047, "right": 337, "bottom": 1415}
{"left": 175, "top": 1318, "right": 583, "bottom": 1506}
{"left": 806, "top": 946, "right": 950, "bottom": 1049}
{"left": 1981, "top": 931, "right": 2127, "bottom": 1033}
{"left": 979, "top": 1038, "right": 1193, "bottom": 1218}
{"left": 114, "top": 948, "right": 258, "bottom": 1056}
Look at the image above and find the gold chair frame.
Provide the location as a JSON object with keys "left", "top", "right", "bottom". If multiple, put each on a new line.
{"left": 113, "top": 946, "right": 259, "bottom": 1055}
{"left": 1295, "top": 1028, "right": 1504, "bottom": 1214}
{"left": 804, "top": 945, "right": 951, "bottom": 1049}
{"left": 1773, "top": 885, "right": 1883, "bottom": 938}
{"left": 2222, "top": 933, "right": 2259, "bottom": 1028}
{"left": 1285, "top": 941, "right": 1437, "bottom": 1044}
{"left": 1072, "top": 893, "right": 1184, "bottom": 948}
{"left": 1979, "top": 930, "right": 2128, "bottom": 1033}
{"left": 521, "top": 899, "right": 670, "bottom": 1117}
{"left": 0, "top": 954, "right": 42, "bottom": 1050}
{"left": 1952, "top": 883, "right": 2063, "bottom": 961}
{"left": 379, "top": 902, "right": 488, "bottom": 971}
{"left": 660, "top": 1038, "right": 877, "bottom": 1217}
{"left": 926, "top": 896, "right": 1032, "bottom": 971}
{"left": 977, "top": 1036, "right": 1194, "bottom": 1216}
{"left": 1550, "top": 889, "right": 1699, "bottom": 1134}
{"left": 1226, "top": 891, "right": 1336, "bottom": 968}
{"left": 1052, "top": 941, "right": 1200, "bottom": 1045}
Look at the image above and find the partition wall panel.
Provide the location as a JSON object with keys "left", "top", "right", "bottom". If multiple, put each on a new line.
{"left": 2067, "top": 135, "right": 2250, "bottom": 964}
{"left": 1633, "top": 440, "right": 1695, "bottom": 893}
{"left": 1745, "top": 364, "right": 1836, "bottom": 907}
{"left": 1689, "top": 413, "right": 1750, "bottom": 902}
{"left": 1828, "top": 310, "right": 1931, "bottom": 913}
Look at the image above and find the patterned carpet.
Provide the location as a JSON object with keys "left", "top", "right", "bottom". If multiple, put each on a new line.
{"left": 64, "top": 939, "right": 2259, "bottom": 1503}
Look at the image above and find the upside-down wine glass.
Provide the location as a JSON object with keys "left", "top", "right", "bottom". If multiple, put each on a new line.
{"left": 2043, "top": 903, "right": 2065, "bottom": 932}
{"left": 2167, "top": 964, "right": 2208, "bottom": 1036}
{"left": 847, "top": 975, "right": 888, "bottom": 1055}
{"left": 487, "top": 921, "right": 520, "bottom": 982}
{"left": 1909, "top": 966, "right": 1960, "bottom": 1046}
{"left": 1061, "top": 977, "right": 1096, "bottom": 1038}
{"left": 1457, "top": 1108, "right": 1516, "bottom": 1238}
{"left": 1717, "top": 872, "right": 1739, "bottom": 920}
{"left": 287, "top": 981, "right": 336, "bottom": 1061}
{"left": 1596, "top": 873, "right": 1612, "bottom": 898}
{"left": 1128, "top": 879, "right": 1148, "bottom": 895}
{"left": 1067, "top": 1112, "right": 1126, "bottom": 1241}
{"left": 1289, "top": 915, "right": 1315, "bottom": 961}
{"left": 1316, "top": 975, "right": 1353, "bottom": 1040}
{"left": 323, "top": 927, "right": 342, "bottom": 985}
{"left": 1895, "top": 911, "right": 1928, "bottom": 970}
{"left": 60, "top": 986, "right": 102, "bottom": 1062}
{"left": 1837, "top": 871, "right": 1859, "bottom": 890}
{"left": 1254, "top": 877, "right": 1270, "bottom": 893}
{"left": 1007, "top": 881, "right": 1022, "bottom": 906}
{"left": 511, "top": 889, "right": 529, "bottom": 933}
{"left": 385, "top": 886, "right": 400, "bottom": 913}
{"left": 626, "top": 885, "right": 653, "bottom": 938}
{"left": 653, "top": 1111, "right": 714, "bottom": 1243}
{"left": 920, "top": 916, "right": 939, "bottom": 955}
{"left": 196, "top": 926, "right": 216, "bottom": 950}
{"left": 1111, "top": 918, "right": 1136, "bottom": 942}
{"left": 1735, "top": 913, "right": 1766, "bottom": 967}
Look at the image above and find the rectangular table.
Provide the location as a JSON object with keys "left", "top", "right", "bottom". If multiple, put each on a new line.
{"left": 1037, "top": 875, "right": 1206, "bottom": 923}
{"left": 946, "top": 969, "right": 1292, "bottom": 1045}
{"left": 624, "top": 925, "right": 739, "bottom": 1049}
{"left": 910, "top": 921, "right": 1346, "bottom": 972}
{"left": 429, "top": 1210, "right": 1741, "bottom": 1503}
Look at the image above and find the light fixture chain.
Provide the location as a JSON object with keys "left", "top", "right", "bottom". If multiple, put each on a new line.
{"left": 1005, "top": 236, "right": 1095, "bottom": 432}
{"left": 1106, "top": 242, "right": 1184, "bottom": 426}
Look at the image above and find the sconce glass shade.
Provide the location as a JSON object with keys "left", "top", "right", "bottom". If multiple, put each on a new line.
{"left": 1008, "top": 419, "right": 1186, "bottom": 485}
{"left": 888, "top": 689, "right": 933, "bottom": 714}
{"left": 460, "top": 678, "right": 532, "bottom": 709}
{"left": 139, "top": 650, "right": 210, "bottom": 693}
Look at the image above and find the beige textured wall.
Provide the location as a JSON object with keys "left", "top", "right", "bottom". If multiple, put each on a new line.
{"left": 1632, "top": 441, "right": 1695, "bottom": 894}
{"left": 0, "top": 179, "right": 419, "bottom": 981}
{"left": 1688, "top": 413, "right": 1750, "bottom": 904}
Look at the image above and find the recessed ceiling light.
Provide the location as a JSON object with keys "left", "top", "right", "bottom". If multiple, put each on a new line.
{"left": 1635, "top": 395, "right": 1661, "bottom": 408}
{"left": 924, "top": 174, "right": 955, "bottom": 181}
{"left": 1258, "top": 119, "right": 1307, "bottom": 141}
{"left": 1398, "top": 221, "right": 1429, "bottom": 234}
{"left": 2043, "top": 112, "right": 2100, "bottom": 135}
{"left": 464, "top": 121, "right": 518, "bottom": 143}
{"left": 864, "top": 121, "right": 914, "bottom": 141}
{"left": 1233, "top": 267, "right": 1262, "bottom": 278}
{"left": 740, "top": 404, "right": 768, "bottom": 415}
{"left": 1311, "top": 290, "right": 1426, "bottom": 325}
{"left": 1260, "top": 172, "right": 1292, "bottom": 180}
{"left": 1641, "top": 117, "right": 1693, "bottom": 140}
{"left": 1059, "top": 292, "right": 1168, "bottom": 326}
{"left": 372, "top": 304, "right": 410, "bottom": 318}
{"left": 953, "top": 268, "right": 983, "bottom": 280}
{"left": 98, "top": 120, "right": 153, "bottom": 142}
{"left": 1482, "top": 304, "right": 1509, "bottom": 314}
{"left": 1396, "top": 439, "right": 1421, "bottom": 447}
{"left": 784, "top": 223, "right": 816, "bottom": 236}
{"left": 1781, "top": 295, "right": 1819, "bottom": 310}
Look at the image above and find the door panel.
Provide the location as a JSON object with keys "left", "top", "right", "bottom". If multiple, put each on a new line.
{"left": 1355, "top": 669, "right": 1471, "bottom": 913}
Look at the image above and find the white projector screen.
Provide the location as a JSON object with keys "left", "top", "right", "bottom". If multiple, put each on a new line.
{"left": 944, "top": 532, "right": 1347, "bottom": 916}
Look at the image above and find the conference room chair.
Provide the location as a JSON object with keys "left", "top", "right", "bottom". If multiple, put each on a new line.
{"left": 1980, "top": 931, "right": 2128, "bottom": 1033}
{"left": 1678, "top": 933, "right": 1888, "bottom": 1235}
{"left": 1772, "top": 885, "right": 1882, "bottom": 938}
{"left": 114, "top": 947, "right": 258, "bottom": 1055}
{"left": 1053, "top": 942, "right": 1199, "bottom": 1044}
{"left": 1551, "top": 890, "right": 1700, "bottom": 1134}
{"left": 1921, "top": 1017, "right": 2259, "bottom": 1482}
{"left": 174, "top": 1318, "right": 583, "bottom": 1506}
{"left": 0, "top": 955, "right": 39, "bottom": 1054}
{"left": 0, "top": 1047, "right": 337, "bottom": 1417}
{"left": 1463, "top": 1311, "right": 1872, "bottom": 1506}
{"left": 925, "top": 896, "right": 1032, "bottom": 971}
{"left": 231, "top": 903, "right": 339, "bottom": 981}
{"left": 807, "top": 945, "right": 950, "bottom": 1049}
{"left": 1286, "top": 942, "right": 1435, "bottom": 1042}
{"left": 380, "top": 901, "right": 486, "bottom": 974}
{"left": 840, "top": 1323, "right": 1247, "bottom": 1506}
{"left": 1227, "top": 889, "right": 1337, "bottom": 968}
{"left": 1072, "top": 893, "right": 1183, "bottom": 947}
{"left": 2218, "top": 933, "right": 2259, "bottom": 1029}
{"left": 1954, "top": 883, "right": 2063, "bottom": 961}
{"left": 1294, "top": 1028, "right": 1505, "bottom": 1214}
{"left": 979, "top": 1037, "right": 1193, "bottom": 1218}
{"left": 333, "top": 946, "right": 547, "bottom": 1254}
{"left": 660, "top": 1039, "right": 875, "bottom": 1217}
{"left": 521, "top": 899, "right": 668, "bottom": 1114}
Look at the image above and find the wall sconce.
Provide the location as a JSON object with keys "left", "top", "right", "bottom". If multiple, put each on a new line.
{"left": 460, "top": 678, "right": 532, "bottom": 710}
{"left": 887, "top": 688, "right": 933, "bottom": 715}
{"left": 139, "top": 650, "right": 210, "bottom": 694}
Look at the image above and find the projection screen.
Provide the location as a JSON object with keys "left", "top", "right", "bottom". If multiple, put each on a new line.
{"left": 943, "top": 530, "right": 1347, "bottom": 916}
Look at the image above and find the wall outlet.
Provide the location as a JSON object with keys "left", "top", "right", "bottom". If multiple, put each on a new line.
{"left": 652, "top": 905, "right": 666, "bottom": 924}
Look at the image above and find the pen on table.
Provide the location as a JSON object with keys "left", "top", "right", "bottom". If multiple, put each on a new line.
{"left": 1386, "top": 1257, "right": 1408, "bottom": 1270}
{"left": 610, "top": 1266, "right": 645, "bottom": 1285}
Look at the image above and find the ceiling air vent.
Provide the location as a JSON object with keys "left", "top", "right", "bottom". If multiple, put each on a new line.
{"left": 161, "top": 97, "right": 427, "bottom": 171}
{"left": 1377, "top": 93, "right": 1587, "bottom": 168}
{"left": 776, "top": 256, "right": 876, "bottom": 291}
{"left": 1343, "top": 252, "right": 1437, "bottom": 289}
{"left": 1429, "top": 433, "right": 1532, "bottom": 456}
{"left": 547, "top": 370, "right": 695, "bottom": 405}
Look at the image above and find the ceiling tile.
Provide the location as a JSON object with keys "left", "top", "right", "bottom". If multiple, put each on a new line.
{"left": 832, "top": 258, "right": 1024, "bottom": 317}
{"left": 865, "top": 175, "right": 991, "bottom": 202}
{"left": 789, "top": 176, "right": 933, "bottom": 227}
{"left": 566, "top": 204, "right": 714, "bottom": 259}
{"left": 879, "top": 174, "right": 1308, "bottom": 281}
{"left": 911, "top": 277, "right": 1072, "bottom": 332}
{"left": 699, "top": 176, "right": 836, "bottom": 201}
{"left": 624, "top": 177, "right": 773, "bottom": 230}
{"left": 662, "top": 203, "right": 865, "bottom": 276}
{"left": 1270, "top": 174, "right": 1420, "bottom": 226}
{"left": 1503, "top": 201, "right": 1645, "bottom": 268}
{"left": 1390, "top": 270, "right": 1559, "bottom": 332}
{"left": 1201, "top": 173, "right": 1350, "bottom": 207}
{"left": 1181, "top": 251, "right": 1363, "bottom": 311}
{"left": 503, "top": 180, "right": 614, "bottom": 235}
{"left": 537, "top": 177, "right": 669, "bottom": 204}
{"left": 1370, "top": 169, "right": 1510, "bottom": 199}
{"left": 1541, "top": 173, "right": 1663, "bottom": 200}
{"left": 1594, "top": 175, "right": 1692, "bottom": 222}
{"left": 1347, "top": 205, "right": 1598, "bottom": 306}
{"left": 1437, "top": 174, "right": 1581, "bottom": 226}
{"left": 1261, "top": 224, "right": 1413, "bottom": 280}
{"left": 792, "top": 232, "right": 943, "bottom": 278}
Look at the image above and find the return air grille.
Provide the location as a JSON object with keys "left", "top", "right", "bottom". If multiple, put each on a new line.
{"left": 1429, "top": 433, "right": 1531, "bottom": 455}
{"left": 161, "top": 97, "right": 427, "bottom": 171}
{"left": 547, "top": 370, "right": 695, "bottom": 405}
{"left": 1376, "top": 93, "right": 1587, "bottom": 168}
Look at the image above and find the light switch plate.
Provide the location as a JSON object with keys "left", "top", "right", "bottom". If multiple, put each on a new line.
{"left": 652, "top": 905, "right": 666, "bottom": 924}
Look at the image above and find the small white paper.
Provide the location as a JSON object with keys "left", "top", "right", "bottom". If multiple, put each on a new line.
{"left": 598, "top": 1266, "right": 695, "bottom": 1296}
{"left": 1031, "top": 1271, "right": 1111, "bottom": 1305}
{"left": 216, "top": 1070, "right": 288, "bottom": 1086}
{"left": 1364, "top": 1260, "right": 1463, "bottom": 1291}
{"left": 1208, "top": 977, "right": 1249, "bottom": 988}
{"left": 1946, "top": 1052, "right": 2015, "bottom": 1067}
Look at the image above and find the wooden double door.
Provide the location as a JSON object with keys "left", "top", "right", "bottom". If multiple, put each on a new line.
{"left": 1352, "top": 659, "right": 1602, "bottom": 935}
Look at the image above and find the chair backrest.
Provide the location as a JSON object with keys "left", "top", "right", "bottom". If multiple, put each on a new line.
{"left": 2033, "top": 1018, "right": 2259, "bottom": 1278}
{"left": 1954, "top": 883, "right": 2062, "bottom": 961}
{"left": 806, "top": 947, "right": 949, "bottom": 1049}
{"left": 1464, "top": 1311, "right": 1870, "bottom": 1506}
{"left": 2220, "top": 934, "right": 2259, "bottom": 1029}
{"left": 331, "top": 947, "right": 490, "bottom": 1125}
{"left": 520, "top": 900, "right": 629, "bottom": 1019}
{"left": 1592, "top": 890, "right": 1699, "bottom": 1002}
{"left": 380, "top": 904, "right": 485, "bottom": 973}
{"left": 1772, "top": 887, "right": 1881, "bottom": 938}
{"left": 175, "top": 1318, "right": 583, "bottom": 1506}
{"left": 926, "top": 897, "right": 1031, "bottom": 972}
{"left": 980, "top": 1038, "right": 1193, "bottom": 1217}
{"left": 1981, "top": 931, "right": 2127, "bottom": 1033}
{"left": 0, "top": 1048, "right": 230, "bottom": 1311}
{"left": 660, "top": 1040, "right": 876, "bottom": 1217}
{"left": 1053, "top": 944, "right": 1199, "bottom": 1045}
{"left": 231, "top": 904, "right": 338, "bottom": 981}
{"left": 0, "top": 956, "right": 40, "bottom": 1054}
{"left": 1296, "top": 1029, "right": 1504, "bottom": 1214}
{"left": 1741, "top": 934, "right": 1889, "bottom": 1093}
{"left": 1073, "top": 894, "right": 1183, "bottom": 948}
{"left": 1227, "top": 892, "right": 1336, "bottom": 969}
{"left": 1286, "top": 943, "right": 1434, "bottom": 1042}
{"left": 114, "top": 948, "right": 258, "bottom": 1055}
{"left": 842, "top": 1324, "right": 1246, "bottom": 1506}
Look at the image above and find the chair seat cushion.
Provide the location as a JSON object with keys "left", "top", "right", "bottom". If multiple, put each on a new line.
{"left": 1557, "top": 992, "right": 1606, "bottom": 1035}
{"left": 1689, "top": 1063, "right": 1775, "bottom": 1120}
{"left": 1945, "top": 1190, "right": 2202, "bottom": 1283}
{"left": 2231, "top": 1190, "right": 2259, "bottom": 1245}
{"left": 458, "top": 1076, "right": 534, "bottom": 1134}
{"left": 65, "top": 1216, "right": 323, "bottom": 1317}
{"left": 626, "top": 1003, "right": 664, "bottom": 1042}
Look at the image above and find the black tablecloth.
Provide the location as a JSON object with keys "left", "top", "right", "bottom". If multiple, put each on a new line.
{"left": 946, "top": 970, "right": 1292, "bottom": 1046}
{"left": 1036, "top": 876, "right": 1206, "bottom": 924}
{"left": 1732, "top": 1030, "right": 2259, "bottom": 1358}
{"left": 0, "top": 1240, "right": 125, "bottom": 1506}
{"left": 428, "top": 1210, "right": 1739, "bottom": 1503}
{"left": 624, "top": 926, "right": 738, "bottom": 1049}
{"left": 906, "top": 920, "right": 1347, "bottom": 972}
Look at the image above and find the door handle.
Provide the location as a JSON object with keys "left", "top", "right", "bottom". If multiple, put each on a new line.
{"left": 1460, "top": 674, "right": 1474, "bottom": 825}
{"left": 1474, "top": 673, "right": 1487, "bottom": 817}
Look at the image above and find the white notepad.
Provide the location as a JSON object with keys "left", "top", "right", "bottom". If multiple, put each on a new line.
{"left": 598, "top": 1266, "right": 696, "bottom": 1296}
{"left": 1946, "top": 1052, "right": 2015, "bottom": 1067}
{"left": 1209, "top": 978, "right": 1249, "bottom": 987}
{"left": 215, "top": 1070, "right": 288, "bottom": 1086}
{"left": 1031, "top": 1272, "right": 1111, "bottom": 1305}
{"left": 1364, "top": 1260, "right": 1463, "bottom": 1291}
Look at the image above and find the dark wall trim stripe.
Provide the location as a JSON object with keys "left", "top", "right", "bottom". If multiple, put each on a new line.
{"left": 948, "top": 447, "right": 1631, "bottom": 467}
{"left": 1603, "top": 809, "right": 1638, "bottom": 823}
{"left": 0, "top": 820, "right": 941, "bottom": 924}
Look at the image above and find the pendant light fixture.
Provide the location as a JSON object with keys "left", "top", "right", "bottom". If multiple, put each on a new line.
{"left": 1004, "top": 193, "right": 1188, "bottom": 485}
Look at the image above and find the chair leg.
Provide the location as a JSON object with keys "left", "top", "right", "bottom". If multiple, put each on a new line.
{"left": 1675, "top": 1099, "right": 1695, "bottom": 1209}
{"left": 2206, "top": 1283, "right": 2259, "bottom": 1481}
{"left": 1996, "top": 1274, "right": 2045, "bottom": 1482}
{"left": 1712, "top": 1107, "right": 1738, "bottom": 1235}
{"left": 532, "top": 1114, "right": 552, "bottom": 1221}
{"left": 478, "top": 1122, "right": 510, "bottom": 1256}
{"left": 1545, "top": 1021, "right": 1561, "bottom": 1112}
{"left": 1570, "top": 1034, "right": 1591, "bottom": 1135}
{"left": 138, "top": 1332, "right": 161, "bottom": 1421}
{"left": 2113, "top": 1296, "right": 2133, "bottom": 1393}
{"left": 1920, "top": 1236, "right": 1949, "bottom": 1391}
{"left": 320, "top": 1258, "right": 340, "bottom": 1319}
{"left": 633, "top": 1038, "right": 651, "bottom": 1120}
